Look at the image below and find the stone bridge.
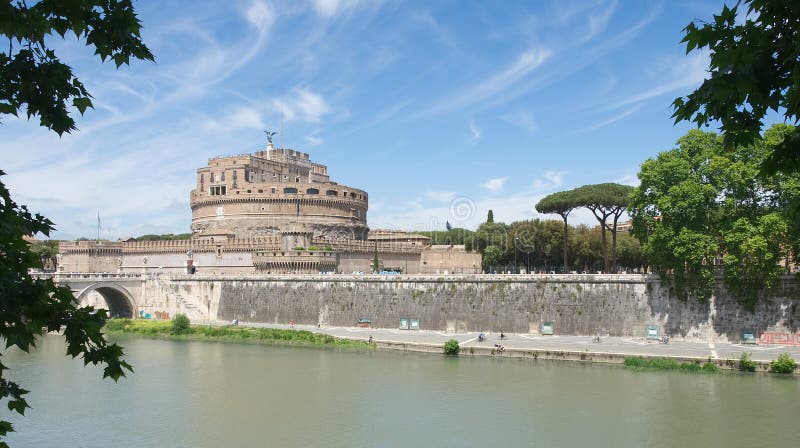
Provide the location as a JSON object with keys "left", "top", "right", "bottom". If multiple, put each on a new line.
{"left": 43, "top": 272, "right": 211, "bottom": 320}
{"left": 41, "top": 272, "right": 146, "bottom": 318}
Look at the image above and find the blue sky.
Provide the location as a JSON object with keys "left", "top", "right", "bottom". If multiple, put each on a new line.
{"left": 1, "top": 0, "right": 735, "bottom": 239}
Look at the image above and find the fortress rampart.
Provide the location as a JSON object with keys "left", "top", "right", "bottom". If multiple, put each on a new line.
{"left": 112, "top": 273, "right": 800, "bottom": 342}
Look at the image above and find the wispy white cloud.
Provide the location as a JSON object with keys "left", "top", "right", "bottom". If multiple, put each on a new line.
{"left": 585, "top": 0, "right": 618, "bottom": 42}
{"left": 481, "top": 177, "right": 508, "bottom": 192}
{"left": 469, "top": 120, "right": 482, "bottom": 141}
{"left": 272, "top": 88, "right": 332, "bottom": 123}
{"left": 576, "top": 103, "right": 642, "bottom": 134}
{"left": 613, "top": 171, "right": 640, "bottom": 187}
{"left": 304, "top": 129, "right": 324, "bottom": 146}
{"left": 312, "top": 0, "right": 364, "bottom": 18}
{"left": 501, "top": 109, "right": 538, "bottom": 132}
{"left": 407, "top": 9, "right": 457, "bottom": 49}
{"left": 425, "top": 191, "right": 456, "bottom": 202}
{"left": 554, "top": 0, "right": 619, "bottom": 42}
{"left": 65, "top": 0, "right": 276, "bottom": 139}
{"left": 612, "top": 51, "right": 709, "bottom": 109}
{"left": 203, "top": 106, "right": 265, "bottom": 131}
{"left": 532, "top": 170, "right": 565, "bottom": 192}
{"left": 420, "top": 47, "right": 551, "bottom": 117}
{"left": 246, "top": 0, "right": 275, "bottom": 31}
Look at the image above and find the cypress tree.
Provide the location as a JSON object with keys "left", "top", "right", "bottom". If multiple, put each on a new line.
{"left": 372, "top": 242, "right": 380, "bottom": 273}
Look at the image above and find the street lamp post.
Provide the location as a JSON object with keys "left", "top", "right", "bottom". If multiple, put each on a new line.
{"left": 514, "top": 237, "right": 519, "bottom": 274}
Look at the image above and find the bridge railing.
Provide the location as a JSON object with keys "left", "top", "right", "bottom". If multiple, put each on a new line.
{"left": 31, "top": 271, "right": 147, "bottom": 281}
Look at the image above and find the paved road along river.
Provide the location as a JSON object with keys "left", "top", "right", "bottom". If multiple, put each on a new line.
{"left": 221, "top": 320, "right": 800, "bottom": 363}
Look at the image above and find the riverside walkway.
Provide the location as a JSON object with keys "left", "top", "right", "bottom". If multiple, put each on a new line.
{"left": 212, "top": 320, "right": 800, "bottom": 364}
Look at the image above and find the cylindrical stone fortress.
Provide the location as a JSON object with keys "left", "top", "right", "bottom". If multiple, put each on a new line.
{"left": 190, "top": 144, "right": 369, "bottom": 239}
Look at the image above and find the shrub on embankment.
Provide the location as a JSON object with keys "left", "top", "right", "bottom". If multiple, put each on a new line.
{"left": 103, "top": 319, "right": 370, "bottom": 348}
{"left": 443, "top": 339, "right": 460, "bottom": 356}
{"left": 770, "top": 353, "right": 797, "bottom": 374}
{"left": 171, "top": 314, "right": 190, "bottom": 334}
{"left": 624, "top": 357, "right": 719, "bottom": 373}
{"left": 738, "top": 352, "right": 758, "bottom": 372}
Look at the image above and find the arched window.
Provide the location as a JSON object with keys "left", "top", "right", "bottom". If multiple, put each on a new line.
{"left": 283, "top": 187, "right": 297, "bottom": 194}
{"left": 306, "top": 188, "right": 319, "bottom": 195}
{"left": 326, "top": 190, "right": 338, "bottom": 196}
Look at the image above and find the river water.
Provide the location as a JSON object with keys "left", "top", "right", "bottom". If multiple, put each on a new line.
{"left": 4, "top": 335, "right": 798, "bottom": 447}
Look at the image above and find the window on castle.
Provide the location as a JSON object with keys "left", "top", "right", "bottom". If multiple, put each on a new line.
{"left": 326, "top": 190, "right": 338, "bottom": 196}
{"left": 220, "top": 171, "right": 226, "bottom": 181}
{"left": 306, "top": 188, "right": 319, "bottom": 195}
{"left": 283, "top": 187, "right": 297, "bottom": 194}
{"left": 210, "top": 186, "right": 227, "bottom": 195}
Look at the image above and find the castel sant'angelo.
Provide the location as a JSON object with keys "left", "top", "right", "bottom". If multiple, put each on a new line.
{"left": 59, "top": 141, "right": 480, "bottom": 274}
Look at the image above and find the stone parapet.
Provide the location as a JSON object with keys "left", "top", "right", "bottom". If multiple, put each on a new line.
{"left": 316, "top": 238, "right": 426, "bottom": 254}
{"left": 121, "top": 237, "right": 280, "bottom": 254}
{"left": 160, "top": 273, "right": 657, "bottom": 283}
{"left": 252, "top": 250, "right": 338, "bottom": 274}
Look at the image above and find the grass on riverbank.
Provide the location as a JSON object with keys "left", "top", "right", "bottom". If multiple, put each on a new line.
{"left": 624, "top": 357, "right": 719, "bottom": 373}
{"left": 104, "top": 319, "right": 371, "bottom": 348}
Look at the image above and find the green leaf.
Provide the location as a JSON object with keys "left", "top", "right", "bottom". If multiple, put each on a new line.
{"left": 72, "top": 97, "right": 92, "bottom": 115}
{"left": 7, "top": 398, "right": 29, "bottom": 415}
{"left": 0, "top": 420, "right": 13, "bottom": 437}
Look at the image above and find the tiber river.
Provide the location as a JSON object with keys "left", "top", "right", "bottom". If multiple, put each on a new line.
{"left": 4, "top": 335, "right": 799, "bottom": 447}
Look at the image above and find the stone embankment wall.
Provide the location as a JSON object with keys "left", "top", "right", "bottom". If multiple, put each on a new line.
{"left": 145, "top": 274, "right": 800, "bottom": 342}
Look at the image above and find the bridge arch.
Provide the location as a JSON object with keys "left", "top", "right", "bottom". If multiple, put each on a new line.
{"left": 76, "top": 283, "right": 137, "bottom": 318}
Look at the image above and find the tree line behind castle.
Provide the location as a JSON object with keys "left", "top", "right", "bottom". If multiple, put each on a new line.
{"left": 456, "top": 123, "right": 798, "bottom": 311}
